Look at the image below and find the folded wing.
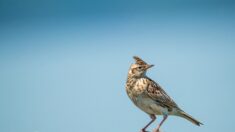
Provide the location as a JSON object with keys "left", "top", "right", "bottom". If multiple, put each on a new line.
{"left": 146, "top": 78, "right": 179, "bottom": 111}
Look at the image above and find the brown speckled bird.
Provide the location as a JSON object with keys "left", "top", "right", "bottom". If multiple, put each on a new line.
{"left": 126, "top": 56, "right": 203, "bottom": 132}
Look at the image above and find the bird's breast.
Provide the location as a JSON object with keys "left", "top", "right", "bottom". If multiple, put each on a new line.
{"left": 133, "top": 78, "right": 148, "bottom": 92}
{"left": 126, "top": 78, "right": 146, "bottom": 105}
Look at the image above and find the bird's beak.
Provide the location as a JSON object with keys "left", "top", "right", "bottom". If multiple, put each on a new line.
{"left": 145, "top": 64, "right": 154, "bottom": 70}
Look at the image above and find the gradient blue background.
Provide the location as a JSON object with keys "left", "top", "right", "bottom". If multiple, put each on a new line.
{"left": 1, "top": 0, "right": 235, "bottom": 132}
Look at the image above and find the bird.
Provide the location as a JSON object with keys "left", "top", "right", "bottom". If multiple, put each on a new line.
{"left": 125, "top": 56, "right": 203, "bottom": 132}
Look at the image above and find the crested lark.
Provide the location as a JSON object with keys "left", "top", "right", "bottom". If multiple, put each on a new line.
{"left": 126, "top": 56, "right": 203, "bottom": 132}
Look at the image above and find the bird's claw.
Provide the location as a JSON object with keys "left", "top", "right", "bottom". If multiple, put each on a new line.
{"left": 152, "top": 128, "right": 160, "bottom": 132}
{"left": 140, "top": 129, "right": 149, "bottom": 132}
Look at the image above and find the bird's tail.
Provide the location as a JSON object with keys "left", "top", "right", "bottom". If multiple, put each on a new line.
{"left": 177, "top": 111, "right": 203, "bottom": 126}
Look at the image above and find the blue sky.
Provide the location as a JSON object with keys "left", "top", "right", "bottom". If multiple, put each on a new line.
{"left": 0, "top": 0, "right": 235, "bottom": 132}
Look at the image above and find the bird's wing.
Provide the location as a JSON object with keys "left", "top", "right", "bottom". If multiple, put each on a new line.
{"left": 146, "top": 78, "right": 179, "bottom": 110}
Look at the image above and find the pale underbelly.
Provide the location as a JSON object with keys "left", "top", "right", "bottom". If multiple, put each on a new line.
{"left": 135, "top": 95, "right": 169, "bottom": 115}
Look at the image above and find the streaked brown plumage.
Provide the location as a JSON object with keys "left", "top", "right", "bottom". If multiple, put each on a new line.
{"left": 126, "top": 56, "right": 203, "bottom": 132}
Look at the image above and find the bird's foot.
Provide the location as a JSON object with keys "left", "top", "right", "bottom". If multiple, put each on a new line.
{"left": 152, "top": 128, "right": 160, "bottom": 132}
{"left": 140, "top": 129, "right": 149, "bottom": 132}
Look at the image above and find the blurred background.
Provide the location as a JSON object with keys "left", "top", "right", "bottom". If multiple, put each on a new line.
{"left": 0, "top": 0, "right": 235, "bottom": 132}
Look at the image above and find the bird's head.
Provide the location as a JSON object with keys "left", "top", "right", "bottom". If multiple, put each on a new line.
{"left": 128, "top": 56, "right": 154, "bottom": 78}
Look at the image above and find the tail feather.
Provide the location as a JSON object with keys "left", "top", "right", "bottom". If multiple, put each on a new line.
{"left": 178, "top": 111, "right": 203, "bottom": 126}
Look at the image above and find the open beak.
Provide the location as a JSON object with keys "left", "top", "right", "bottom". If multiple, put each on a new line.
{"left": 145, "top": 64, "right": 154, "bottom": 70}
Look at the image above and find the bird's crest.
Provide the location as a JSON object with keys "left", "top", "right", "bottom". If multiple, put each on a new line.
{"left": 133, "top": 56, "right": 148, "bottom": 65}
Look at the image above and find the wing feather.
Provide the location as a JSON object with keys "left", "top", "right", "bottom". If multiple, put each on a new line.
{"left": 146, "top": 78, "right": 179, "bottom": 110}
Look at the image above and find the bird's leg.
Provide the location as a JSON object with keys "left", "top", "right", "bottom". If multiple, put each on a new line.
{"left": 153, "top": 115, "right": 168, "bottom": 132}
{"left": 140, "top": 114, "right": 156, "bottom": 132}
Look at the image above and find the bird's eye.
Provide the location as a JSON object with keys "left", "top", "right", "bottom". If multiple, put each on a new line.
{"left": 138, "top": 66, "right": 142, "bottom": 69}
